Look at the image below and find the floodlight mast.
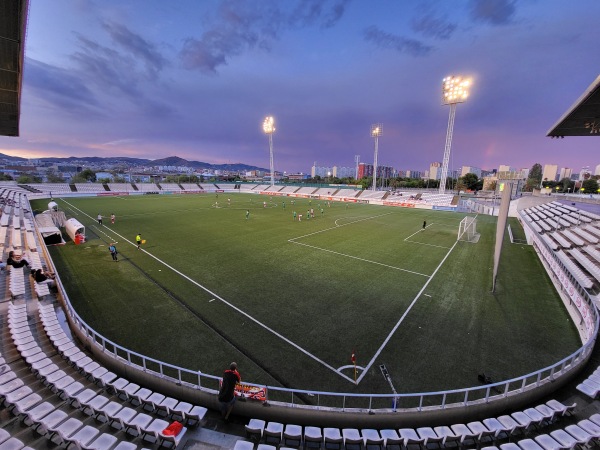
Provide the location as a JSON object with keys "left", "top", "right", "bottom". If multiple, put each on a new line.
{"left": 439, "top": 76, "right": 471, "bottom": 194}
{"left": 263, "top": 116, "right": 276, "bottom": 187}
{"left": 371, "top": 124, "right": 382, "bottom": 192}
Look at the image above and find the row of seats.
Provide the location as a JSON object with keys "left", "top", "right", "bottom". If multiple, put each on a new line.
{"left": 37, "top": 304, "right": 207, "bottom": 428}
{"left": 3, "top": 301, "right": 191, "bottom": 448}
{"left": 2, "top": 304, "right": 149, "bottom": 449}
{"left": 481, "top": 412, "right": 600, "bottom": 449}
{"left": 576, "top": 365, "right": 600, "bottom": 398}
{"left": 241, "top": 400, "right": 577, "bottom": 450}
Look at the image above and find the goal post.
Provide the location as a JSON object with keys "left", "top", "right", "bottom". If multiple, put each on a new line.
{"left": 458, "top": 216, "right": 480, "bottom": 243}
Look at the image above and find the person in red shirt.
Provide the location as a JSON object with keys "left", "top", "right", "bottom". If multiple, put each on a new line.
{"left": 218, "top": 362, "right": 241, "bottom": 421}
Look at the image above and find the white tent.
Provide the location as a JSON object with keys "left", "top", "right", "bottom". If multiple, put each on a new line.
{"left": 34, "top": 211, "right": 64, "bottom": 245}
{"left": 64, "top": 218, "right": 85, "bottom": 242}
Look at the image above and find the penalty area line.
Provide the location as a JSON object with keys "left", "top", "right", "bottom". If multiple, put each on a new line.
{"left": 60, "top": 198, "right": 355, "bottom": 384}
{"left": 290, "top": 240, "right": 430, "bottom": 277}
{"left": 290, "top": 212, "right": 393, "bottom": 242}
{"left": 356, "top": 239, "right": 459, "bottom": 384}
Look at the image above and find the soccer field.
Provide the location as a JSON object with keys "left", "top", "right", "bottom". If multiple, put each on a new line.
{"left": 31, "top": 193, "right": 580, "bottom": 402}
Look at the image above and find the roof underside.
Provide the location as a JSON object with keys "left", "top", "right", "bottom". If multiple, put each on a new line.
{"left": 547, "top": 75, "right": 600, "bottom": 137}
{"left": 0, "top": 0, "right": 28, "bottom": 137}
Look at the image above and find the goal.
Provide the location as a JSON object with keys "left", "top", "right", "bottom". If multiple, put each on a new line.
{"left": 458, "top": 216, "right": 480, "bottom": 243}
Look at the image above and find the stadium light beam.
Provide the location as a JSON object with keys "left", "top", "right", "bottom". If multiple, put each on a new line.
{"left": 440, "top": 76, "right": 471, "bottom": 195}
{"left": 371, "top": 124, "right": 382, "bottom": 192}
{"left": 263, "top": 116, "right": 276, "bottom": 187}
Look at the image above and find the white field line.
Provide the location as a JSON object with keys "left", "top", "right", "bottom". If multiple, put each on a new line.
{"left": 60, "top": 199, "right": 355, "bottom": 383}
{"left": 404, "top": 223, "right": 434, "bottom": 241}
{"left": 290, "top": 241, "right": 430, "bottom": 277}
{"left": 356, "top": 239, "right": 459, "bottom": 384}
{"left": 290, "top": 212, "right": 393, "bottom": 242}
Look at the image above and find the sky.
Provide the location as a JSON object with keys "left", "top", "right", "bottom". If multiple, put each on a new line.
{"left": 1, "top": 0, "right": 599, "bottom": 174}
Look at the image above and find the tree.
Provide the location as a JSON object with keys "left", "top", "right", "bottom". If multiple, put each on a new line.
{"left": 558, "top": 177, "right": 573, "bottom": 193}
{"left": 460, "top": 173, "right": 480, "bottom": 191}
{"left": 17, "top": 175, "right": 41, "bottom": 184}
{"left": 525, "top": 163, "right": 542, "bottom": 191}
{"left": 582, "top": 178, "right": 599, "bottom": 194}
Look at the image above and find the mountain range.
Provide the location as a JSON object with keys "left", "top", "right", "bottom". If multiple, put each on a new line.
{"left": 0, "top": 154, "right": 268, "bottom": 172}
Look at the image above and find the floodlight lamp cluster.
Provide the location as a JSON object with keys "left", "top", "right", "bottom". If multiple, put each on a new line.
{"left": 442, "top": 76, "right": 471, "bottom": 105}
{"left": 371, "top": 124, "right": 382, "bottom": 137}
{"left": 263, "top": 116, "right": 275, "bottom": 134}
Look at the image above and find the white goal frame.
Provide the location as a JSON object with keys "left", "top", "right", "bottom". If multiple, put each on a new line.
{"left": 458, "top": 216, "right": 480, "bottom": 243}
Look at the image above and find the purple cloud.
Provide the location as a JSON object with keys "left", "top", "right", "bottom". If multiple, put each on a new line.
{"left": 469, "top": 0, "right": 517, "bottom": 25}
{"left": 411, "top": 14, "right": 457, "bottom": 40}
{"left": 24, "top": 58, "right": 102, "bottom": 117}
{"left": 180, "top": 0, "right": 351, "bottom": 73}
{"left": 102, "top": 21, "right": 167, "bottom": 79}
{"left": 363, "top": 25, "right": 433, "bottom": 57}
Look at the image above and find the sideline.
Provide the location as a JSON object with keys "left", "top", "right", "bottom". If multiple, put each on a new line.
{"left": 60, "top": 198, "right": 356, "bottom": 384}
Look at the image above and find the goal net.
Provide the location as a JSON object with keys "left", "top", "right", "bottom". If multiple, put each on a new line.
{"left": 458, "top": 216, "right": 480, "bottom": 243}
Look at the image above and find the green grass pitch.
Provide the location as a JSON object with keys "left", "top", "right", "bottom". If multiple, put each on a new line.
{"left": 31, "top": 193, "right": 580, "bottom": 404}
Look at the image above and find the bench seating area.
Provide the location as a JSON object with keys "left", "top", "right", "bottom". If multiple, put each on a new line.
{"left": 521, "top": 201, "right": 600, "bottom": 292}
{"left": 179, "top": 183, "right": 202, "bottom": 191}
{"left": 237, "top": 402, "right": 586, "bottom": 450}
{"left": 1, "top": 301, "right": 197, "bottom": 449}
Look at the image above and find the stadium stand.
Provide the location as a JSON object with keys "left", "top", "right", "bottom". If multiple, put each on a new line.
{"left": 238, "top": 184, "right": 258, "bottom": 192}
{"left": 179, "top": 183, "right": 202, "bottom": 191}
{"left": 294, "top": 187, "right": 318, "bottom": 195}
{"left": 107, "top": 183, "right": 134, "bottom": 192}
{"left": 158, "top": 183, "right": 182, "bottom": 192}
{"left": 74, "top": 184, "right": 106, "bottom": 193}
{"left": 30, "top": 183, "right": 72, "bottom": 194}
{"left": 135, "top": 183, "right": 160, "bottom": 193}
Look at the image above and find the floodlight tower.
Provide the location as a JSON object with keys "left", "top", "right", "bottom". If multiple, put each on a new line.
{"left": 263, "top": 116, "right": 276, "bottom": 187}
{"left": 371, "top": 124, "right": 382, "bottom": 192}
{"left": 439, "top": 76, "right": 471, "bottom": 194}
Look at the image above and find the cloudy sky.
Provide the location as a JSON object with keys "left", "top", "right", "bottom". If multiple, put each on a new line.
{"left": 1, "top": 0, "right": 599, "bottom": 174}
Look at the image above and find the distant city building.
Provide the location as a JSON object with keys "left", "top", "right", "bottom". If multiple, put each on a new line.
{"left": 542, "top": 164, "right": 558, "bottom": 182}
{"left": 519, "top": 168, "right": 529, "bottom": 179}
{"left": 559, "top": 167, "right": 573, "bottom": 180}
{"left": 311, "top": 165, "right": 332, "bottom": 178}
{"left": 595, "top": 164, "right": 600, "bottom": 176}
{"left": 498, "top": 164, "right": 512, "bottom": 173}
{"left": 332, "top": 166, "right": 355, "bottom": 178}
{"left": 579, "top": 166, "right": 591, "bottom": 181}
{"left": 429, "top": 162, "right": 442, "bottom": 180}
{"left": 461, "top": 166, "right": 481, "bottom": 177}
{"left": 406, "top": 170, "right": 423, "bottom": 179}
{"left": 357, "top": 163, "right": 393, "bottom": 179}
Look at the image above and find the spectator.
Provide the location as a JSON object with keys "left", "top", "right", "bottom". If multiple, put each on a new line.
{"left": 218, "top": 362, "right": 241, "bottom": 422}
{"left": 7, "top": 251, "right": 29, "bottom": 269}
{"left": 31, "top": 268, "right": 56, "bottom": 288}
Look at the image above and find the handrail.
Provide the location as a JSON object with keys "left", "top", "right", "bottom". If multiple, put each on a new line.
{"left": 33, "top": 194, "right": 599, "bottom": 413}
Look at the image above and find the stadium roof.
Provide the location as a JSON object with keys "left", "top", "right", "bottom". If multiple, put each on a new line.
{"left": 0, "top": 0, "right": 28, "bottom": 137}
{"left": 547, "top": 74, "right": 600, "bottom": 138}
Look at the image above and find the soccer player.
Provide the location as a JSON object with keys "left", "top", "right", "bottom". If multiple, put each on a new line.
{"left": 246, "top": 210, "right": 250, "bottom": 220}
{"left": 293, "top": 211, "right": 297, "bottom": 221}
{"left": 282, "top": 201, "right": 285, "bottom": 209}
{"left": 136, "top": 233, "right": 142, "bottom": 249}
{"left": 110, "top": 213, "right": 115, "bottom": 224}
{"left": 423, "top": 220, "right": 427, "bottom": 229}
{"left": 97, "top": 213, "right": 102, "bottom": 225}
